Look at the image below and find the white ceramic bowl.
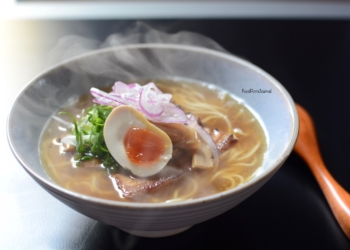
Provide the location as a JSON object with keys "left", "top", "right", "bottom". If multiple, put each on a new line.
{"left": 7, "top": 44, "right": 299, "bottom": 237}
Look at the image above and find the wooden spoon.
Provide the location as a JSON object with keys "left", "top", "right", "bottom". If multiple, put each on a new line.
{"left": 294, "top": 104, "right": 350, "bottom": 239}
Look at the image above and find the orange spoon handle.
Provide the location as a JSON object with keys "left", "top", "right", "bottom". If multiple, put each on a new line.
{"left": 294, "top": 104, "right": 350, "bottom": 239}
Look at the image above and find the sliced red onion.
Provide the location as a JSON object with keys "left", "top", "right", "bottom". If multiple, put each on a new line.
{"left": 112, "top": 81, "right": 132, "bottom": 94}
{"left": 127, "top": 83, "right": 142, "bottom": 91}
{"left": 147, "top": 82, "right": 162, "bottom": 94}
{"left": 157, "top": 93, "right": 172, "bottom": 103}
{"left": 154, "top": 103, "right": 188, "bottom": 123}
{"left": 139, "top": 83, "right": 164, "bottom": 117}
{"left": 90, "top": 87, "right": 127, "bottom": 106}
{"left": 187, "top": 113, "right": 220, "bottom": 168}
{"left": 91, "top": 82, "right": 187, "bottom": 124}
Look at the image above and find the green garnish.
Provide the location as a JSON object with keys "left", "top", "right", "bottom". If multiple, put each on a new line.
{"left": 59, "top": 105, "right": 120, "bottom": 169}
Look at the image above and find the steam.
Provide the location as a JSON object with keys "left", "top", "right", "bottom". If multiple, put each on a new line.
{"left": 49, "top": 21, "right": 226, "bottom": 67}
{"left": 46, "top": 21, "right": 236, "bottom": 96}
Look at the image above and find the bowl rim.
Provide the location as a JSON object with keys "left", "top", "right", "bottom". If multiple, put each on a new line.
{"left": 7, "top": 43, "right": 299, "bottom": 209}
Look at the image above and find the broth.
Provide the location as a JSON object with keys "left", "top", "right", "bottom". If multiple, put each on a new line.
{"left": 40, "top": 80, "right": 267, "bottom": 203}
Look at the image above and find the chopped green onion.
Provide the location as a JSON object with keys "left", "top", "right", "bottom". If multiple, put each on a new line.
{"left": 59, "top": 105, "right": 121, "bottom": 169}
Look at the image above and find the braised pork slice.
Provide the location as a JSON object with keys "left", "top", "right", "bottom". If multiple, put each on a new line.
{"left": 155, "top": 121, "right": 238, "bottom": 169}
{"left": 196, "top": 118, "right": 238, "bottom": 152}
{"left": 205, "top": 128, "right": 238, "bottom": 151}
{"left": 110, "top": 165, "right": 188, "bottom": 198}
{"left": 155, "top": 122, "right": 212, "bottom": 169}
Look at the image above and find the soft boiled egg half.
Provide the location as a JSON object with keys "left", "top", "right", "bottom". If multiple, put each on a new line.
{"left": 104, "top": 105, "right": 173, "bottom": 177}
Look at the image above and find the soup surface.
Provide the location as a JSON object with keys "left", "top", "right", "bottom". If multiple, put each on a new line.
{"left": 40, "top": 80, "right": 267, "bottom": 203}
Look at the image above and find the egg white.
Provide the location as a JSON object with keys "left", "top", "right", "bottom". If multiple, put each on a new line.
{"left": 104, "top": 105, "right": 172, "bottom": 177}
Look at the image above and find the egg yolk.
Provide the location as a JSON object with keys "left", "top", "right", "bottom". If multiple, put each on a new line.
{"left": 124, "top": 127, "right": 165, "bottom": 167}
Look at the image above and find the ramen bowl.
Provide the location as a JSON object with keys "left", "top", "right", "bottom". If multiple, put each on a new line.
{"left": 7, "top": 44, "right": 298, "bottom": 237}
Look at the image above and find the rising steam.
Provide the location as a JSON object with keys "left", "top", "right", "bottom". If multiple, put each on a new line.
{"left": 49, "top": 21, "right": 226, "bottom": 66}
